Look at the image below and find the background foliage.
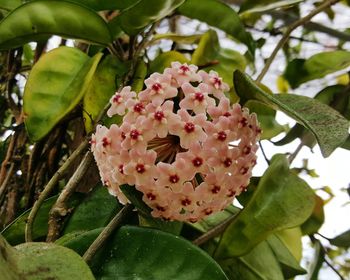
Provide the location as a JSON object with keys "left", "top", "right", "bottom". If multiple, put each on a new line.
{"left": 0, "top": 0, "right": 349, "bottom": 279}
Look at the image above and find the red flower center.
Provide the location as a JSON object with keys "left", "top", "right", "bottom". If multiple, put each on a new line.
{"left": 194, "top": 92, "right": 204, "bottom": 102}
{"left": 130, "top": 129, "right": 140, "bottom": 140}
{"left": 152, "top": 83, "right": 162, "bottom": 92}
{"left": 184, "top": 122, "right": 195, "bottom": 133}
{"left": 169, "top": 174, "right": 180, "bottom": 183}
{"left": 192, "top": 157, "right": 203, "bottom": 167}
{"left": 179, "top": 65, "right": 190, "bottom": 74}
{"left": 217, "top": 131, "right": 227, "bottom": 141}
{"left": 133, "top": 102, "right": 144, "bottom": 113}
{"left": 136, "top": 163, "right": 146, "bottom": 173}
{"left": 154, "top": 111, "right": 165, "bottom": 121}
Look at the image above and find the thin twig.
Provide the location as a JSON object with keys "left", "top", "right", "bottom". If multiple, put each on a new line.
{"left": 258, "top": 141, "right": 270, "bottom": 165}
{"left": 256, "top": 0, "right": 340, "bottom": 83}
{"left": 83, "top": 204, "right": 133, "bottom": 264}
{"left": 288, "top": 142, "right": 303, "bottom": 164}
{"left": 324, "top": 257, "right": 345, "bottom": 280}
{"left": 25, "top": 139, "right": 89, "bottom": 242}
{"left": 0, "top": 163, "right": 14, "bottom": 203}
{"left": 46, "top": 151, "right": 93, "bottom": 242}
{"left": 192, "top": 213, "right": 238, "bottom": 246}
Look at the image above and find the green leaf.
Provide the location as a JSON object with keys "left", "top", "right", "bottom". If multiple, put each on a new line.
{"left": 276, "top": 227, "right": 303, "bottom": 262}
{"left": 151, "top": 33, "right": 202, "bottom": 45}
{"left": 0, "top": 0, "right": 21, "bottom": 11}
{"left": 63, "top": 185, "right": 121, "bottom": 234}
{"left": 178, "top": 0, "right": 255, "bottom": 56}
{"left": 93, "top": 225, "right": 228, "bottom": 280}
{"left": 215, "top": 154, "right": 315, "bottom": 257}
{"left": 56, "top": 228, "right": 103, "bottom": 256}
{"left": 267, "top": 234, "right": 307, "bottom": 278}
{"left": 83, "top": 55, "right": 128, "bottom": 132}
{"left": 192, "top": 30, "right": 246, "bottom": 90}
{"left": 15, "top": 241, "right": 94, "bottom": 280}
{"left": 150, "top": 51, "right": 189, "bottom": 73}
{"left": 330, "top": 229, "right": 350, "bottom": 248}
{"left": 46, "top": 0, "right": 140, "bottom": 11}
{"left": 120, "top": 185, "right": 183, "bottom": 235}
{"left": 301, "top": 194, "right": 325, "bottom": 235}
{"left": 234, "top": 70, "right": 350, "bottom": 157}
{"left": 240, "top": 0, "right": 304, "bottom": 16}
{"left": 0, "top": 235, "right": 19, "bottom": 280}
{"left": 284, "top": 51, "right": 350, "bottom": 88}
{"left": 219, "top": 241, "right": 284, "bottom": 280}
{"left": 117, "top": 0, "right": 185, "bottom": 35}
{"left": 23, "top": 47, "right": 102, "bottom": 141}
{"left": 1, "top": 194, "right": 81, "bottom": 245}
{"left": 0, "top": 0, "right": 112, "bottom": 50}
{"left": 245, "top": 100, "right": 286, "bottom": 139}
{"left": 131, "top": 59, "right": 148, "bottom": 92}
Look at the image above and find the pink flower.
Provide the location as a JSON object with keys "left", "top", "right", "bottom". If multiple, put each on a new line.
{"left": 168, "top": 109, "right": 207, "bottom": 149}
{"left": 91, "top": 62, "right": 260, "bottom": 222}
{"left": 179, "top": 83, "right": 215, "bottom": 114}
{"left": 165, "top": 62, "right": 202, "bottom": 86}
{"left": 139, "top": 73, "right": 178, "bottom": 105}
{"left": 199, "top": 70, "right": 230, "bottom": 98}
{"left": 107, "top": 86, "right": 136, "bottom": 117}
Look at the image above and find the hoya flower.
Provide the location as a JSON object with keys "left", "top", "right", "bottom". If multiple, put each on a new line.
{"left": 92, "top": 62, "right": 261, "bottom": 222}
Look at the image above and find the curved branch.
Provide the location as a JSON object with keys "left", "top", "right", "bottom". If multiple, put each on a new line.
{"left": 256, "top": 0, "right": 341, "bottom": 83}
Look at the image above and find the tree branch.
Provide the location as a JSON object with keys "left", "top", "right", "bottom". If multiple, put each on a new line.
{"left": 25, "top": 139, "right": 89, "bottom": 242}
{"left": 46, "top": 151, "right": 94, "bottom": 242}
{"left": 256, "top": 0, "right": 341, "bottom": 83}
{"left": 83, "top": 204, "right": 133, "bottom": 264}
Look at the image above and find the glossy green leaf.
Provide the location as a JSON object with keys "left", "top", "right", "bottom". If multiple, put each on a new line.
{"left": 120, "top": 185, "right": 182, "bottom": 235}
{"left": 191, "top": 205, "right": 240, "bottom": 234}
{"left": 219, "top": 241, "right": 284, "bottom": 280}
{"left": 15, "top": 241, "right": 94, "bottom": 280}
{"left": 234, "top": 70, "right": 350, "bottom": 157}
{"left": 2, "top": 194, "right": 82, "bottom": 245}
{"left": 56, "top": 228, "right": 103, "bottom": 256}
{"left": 267, "top": 234, "right": 306, "bottom": 278}
{"left": 0, "top": 0, "right": 112, "bottom": 50}
{"left": 63, "top": 185, "right": 121, "bottom": 234}
{"left": 178, "top": 0, "right": 255, "bottom": 56}
{"left": 94, "top": 225, "right": 228, "bottom": 280}
{"left": 192, "top": 30, "right": 246, "bottom": 90}
{"left": 131, "top": 59, "right": 147, "bottom": 92}
{"left": 276, "top": 227, "right": 303, "bottom": 262}
{"left": 274, "top": 85, "right": 350, "bottom": 148}
{"left": 284, "top": 51, "right": 350, "bottom": 88}
{"left": 83, "top": 55, "right": 128, "bottom": 132}
{"left": 215, "top": 154, "right": 315, "bottom": 257}
{"left": 151, "top": 33, "right": 202, "bottom": 45}
{"left": 301, "top": 194, "right": 325, "bottom": 235}
{"left": 240, "top": 0, "right": 304, "bottom": 15}
{"left": 330, "top": 229, "right": 350, "bottom": 248}
{"left": 44, "top": 0, "right": 140, "bottom": 11}
{"left": 117, "top": 0, "right": 185, "bottom": 35}
{"left": 245, "top": 100, "right": 286, "bottom": 139}
{"left": 24, "top": 47, "right": 102, "bottom": 141}
{"left": 0, "top": 0, "right": 21, "bottom": 11}
{"left": 150, "top": 51, "right": 189, "bottom": 73}
{"left": 0, "top": 235, "right": 19, "bottom": 280}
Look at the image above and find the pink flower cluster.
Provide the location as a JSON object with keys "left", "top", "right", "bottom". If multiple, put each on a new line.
{"left": 91, "top": 62, "right": 260, "bottom": 222}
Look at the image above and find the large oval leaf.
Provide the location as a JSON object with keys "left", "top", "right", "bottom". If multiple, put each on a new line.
{"left": 234, "top": 70, "right": 350, "bottom": 157}
{"left": 83, "top": 55, "right": 128, "bottom": 132}
{"left": 284, "top": 51, "right": 350, "bottom": 89}
{"left": 1, "top": 194, "right": 82, "bottom": 245}
{"left": 23, "top": 46, "right": 102, "bottom": 141}
{"left": 63, "top": 185, "right": 121, "bottom": 234}
{"left": 0, "top": 0, "right": 112, "bottom": 50}
{"left": 178, "top": 0, "right": 255, "bottom": 56}
{"left": 15, "top": 242, "right": 94, "bottom": 280}
{"left": 94, "top": 225, "right": 228, "bottom": 280}
{"left": 215, "top": 154, "right": 315, "bottom": 257}
{"left": 117, "top": 0, "right": 185, "bottom": 35}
